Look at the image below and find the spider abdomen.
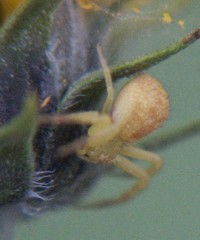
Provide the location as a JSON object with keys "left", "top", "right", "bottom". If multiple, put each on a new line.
{"left": 112, "top": 74, "right": 169, "bottom": 142}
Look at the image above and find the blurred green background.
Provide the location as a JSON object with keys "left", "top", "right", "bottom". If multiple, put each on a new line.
{"left": 16, "top": 1, "right": 200, "bottom": 239}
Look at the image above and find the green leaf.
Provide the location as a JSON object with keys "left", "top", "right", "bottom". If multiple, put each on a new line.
{"left": 0, "top": 0, "right": 62, "bottom": 45}
{"left": 0, "top": 0, "right": 62, "bottom": 205}
{"left": 0, "top": 94, "right": 38, "bottom": 205}
{"left": 0, "top": 0, "right": 62, "bottom": 129}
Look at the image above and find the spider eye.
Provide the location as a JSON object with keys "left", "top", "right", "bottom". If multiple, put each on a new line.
{"left": 112, "top": 74, "right": 169, "bottom": 142}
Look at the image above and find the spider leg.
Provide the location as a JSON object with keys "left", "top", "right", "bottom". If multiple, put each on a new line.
{"left": 113, "top": 155, "right": 150, "bottom": 203}
{"left": 97, "top": 45, "right": 114, "bottom": 114}
{"left": 120, "top": 145, "right": 163, "bottom": 176}
{"left": 77, "top": 145, "right": 162, "bottom": 208}
{"left": 39, "top": 111, "right": 110, "bottom": 126}
{"left": 39, "top": 111, "right": 112, "bottom": 157}
{"left": 78, "top": 155, "right": 149, "bottom": 208}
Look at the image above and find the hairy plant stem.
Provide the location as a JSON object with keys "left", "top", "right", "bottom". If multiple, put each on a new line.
{"left": 61, "top": 28, "right": 200, "bottom": 110}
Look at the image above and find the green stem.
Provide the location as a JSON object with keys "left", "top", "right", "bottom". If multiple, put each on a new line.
{"left": 140, "top": 118, "right": 200, "bottom": 150}
{"left": 61, "top": 28, "right": 200, "bottom": 110}
{"left": 110, "top": 28, "right": 200, "bottom": 79}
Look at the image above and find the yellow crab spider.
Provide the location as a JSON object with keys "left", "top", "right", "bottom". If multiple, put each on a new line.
{"left": 42, "top": 46, "right": 169, "bottom": 207}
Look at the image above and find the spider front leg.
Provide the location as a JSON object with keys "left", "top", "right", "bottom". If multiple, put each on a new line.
{"left": 40, "top": 111, "right": 109, "bottom": 126}
{"left": 40, "top": 111, "right": 112, "bottom": 156}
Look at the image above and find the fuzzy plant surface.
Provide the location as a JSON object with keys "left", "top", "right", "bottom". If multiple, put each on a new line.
{"left": 0, "top": 1, "right": 200, "bottom": 239}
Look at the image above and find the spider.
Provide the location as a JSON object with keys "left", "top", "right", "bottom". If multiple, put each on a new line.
{"left": 41, "top": 45, "right": 169, "bottom": 207}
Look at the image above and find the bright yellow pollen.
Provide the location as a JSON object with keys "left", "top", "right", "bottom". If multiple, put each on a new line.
{"left": 178, "top": 19, "right": 185, "bottom": 29}
{"left": 162, "top": 11, "right": 172, "bottom": 24}
{"left": 78, "top": 0, "right": 94, "bottom": 10}
{"left": 132, "top": 7, "right": 141, "bottom": 14}
{"left": 40, "top": 96, "right": 51, "bottom": 109}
